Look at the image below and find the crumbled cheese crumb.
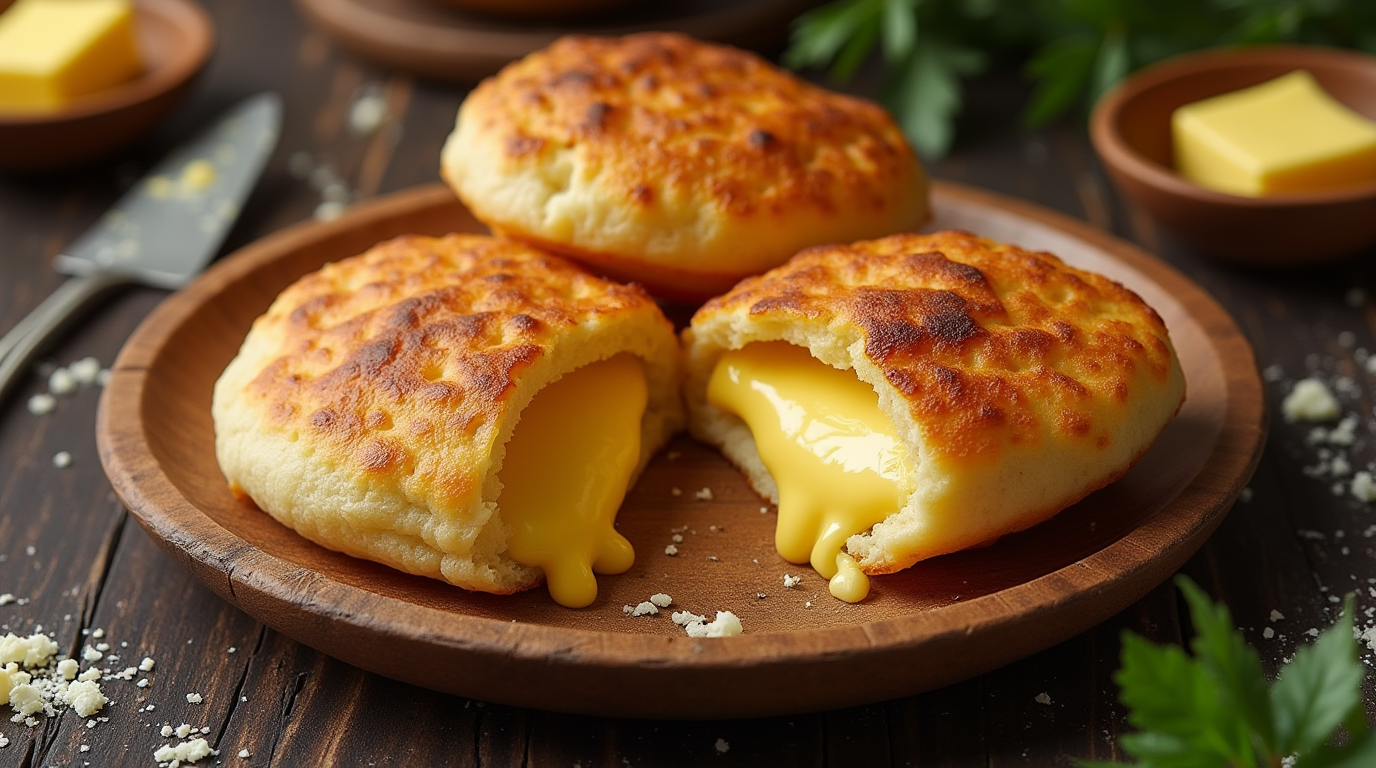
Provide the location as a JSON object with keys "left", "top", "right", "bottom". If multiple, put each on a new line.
{"left": 664, "top": 545, "right": 679, "bottom": 556}
{"left": 782, "top": 574, "right": 802, "bottom": 589}
{"left": 671, "top": 611, "right": 706, "bottom": 626}
{"left": 1282, "top": 378, "right": 1340, "bottom": 423}
{"left": 630, "top": 602, "right": 658, "bottom": 617}
{"left": 1352, "top": 471, "right": 1376, "bottom": 503}
{"left": 77, "top": 667, "right": 100, "bottom": 682}
{"left": 63, "top": 680, "right": 105, "bottom": 716}
{"left": 1, "top": 632, "right": 59, "bottom": 667}
{"left": 238, "top": 749, "right": 251, "bottom": 759}
{"left": 1270, "top": 610, "right": 1285, "bottom": 622}
{"left": 56, "top": 659, "right": 78, "bottom": 680}
{"left": 161, "top": 725, "right": 174, "bottom": 738}
{"left": 0, "top": 594, "right": 14, "bottom": 606}
{"left": 348, "top": 91, "right": 387, "bottom": 136}
{"left": 715, "top": 738, "right": 730, "bottom": 754}
{"left": 1035, "top": 692, "right": 1051, "bottom": 705}
{"left": 1263, "top": 627, "right": 1275, "bottom": 639}
{"left": 1329, "top": 413, "right": 1361, "bottom": 446}
{"left": 26, "top": 394, "right": 55, "bottom": 415}
{"left": 69, "top": 357, "right": 100, "bottom": 384}
{"left": 154, "top": 738, "right": 212, "bottom": 765}
{"left": 185, "top": 692, "right": 203, "bottom": 704}
{"left": 649, "top": 593, "right": 672, "bottom": 608}
{"left": 683, "top": 611, "right": 743, "bottom": 638}
{"left": 48, "top": 368, "right": 77, "bottom": 395}
{"left": 695, "top": 487, "right": 714, "bottom": 501}
{"left": 138, "top": 657, "right": 155, "bottom": 672}
{"left": 82, "top": 647, "right": 101, "bottom": 662}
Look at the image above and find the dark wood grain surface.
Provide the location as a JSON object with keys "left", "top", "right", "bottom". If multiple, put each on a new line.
{"left": 0, "top": 1, "right": 1364, "bottom": 765}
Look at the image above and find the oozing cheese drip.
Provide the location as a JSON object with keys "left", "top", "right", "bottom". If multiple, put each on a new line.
{"left": 707, "top": 342, "right": 911, "bottom": 602}
{"left": 498, "top": 354, "right": 644, "bottom": 608}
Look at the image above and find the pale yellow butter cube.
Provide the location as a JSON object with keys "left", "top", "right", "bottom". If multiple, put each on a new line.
{"left": 1172, "top": 70, "right": 1376, "bottom": 196}
{"left": 0, "top": 0, "right": 143, "bottom": 113}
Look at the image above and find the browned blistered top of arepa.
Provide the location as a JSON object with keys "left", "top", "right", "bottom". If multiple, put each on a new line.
{"left": 441, "top": 33, "right": 928, "bottom": 300}
{"left": 690, "top": 230, "right": 1180, "bottom": 465}
{"left": 243, "top": 234, "right": 669, "bottom": 500}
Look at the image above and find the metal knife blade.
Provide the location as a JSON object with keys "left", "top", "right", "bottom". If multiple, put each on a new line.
{"left": 0, "top": 93, "right": 283, "bottom": 408}
{"left": 55, "top": 92, "right": 283, "bottom": 290}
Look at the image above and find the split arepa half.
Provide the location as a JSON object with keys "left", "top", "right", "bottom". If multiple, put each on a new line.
{"left": 441, "top": 32, "right": 929, "bottom": 301}
{"left": 684, "top": 230, "right": 1186, "bottom": 579}
{"left": 213, "top": 234, "right": 684, "bottom": 605}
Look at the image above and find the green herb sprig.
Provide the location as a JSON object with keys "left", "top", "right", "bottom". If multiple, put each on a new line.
{"left": 784, "top": 0, "right": 1376, "bottom": 158}
{"left": 1086, "top": 576, "right": 1376, "bottom": 767}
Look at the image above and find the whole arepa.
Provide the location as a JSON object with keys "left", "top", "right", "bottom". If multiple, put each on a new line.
{"left": 213, "top": 234, "right": 684, "bottom": 608}
{"left": 683, "top": 230, "right": 1186, "bottom": 601}
{"left": 440, "top": 32, "right": 929, "bottom": 302}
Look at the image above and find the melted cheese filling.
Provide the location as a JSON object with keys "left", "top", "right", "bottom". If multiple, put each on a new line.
{"left": 707, "top": 342, "right": 912, "bottom": 602}
{"left": 497, "top": 354, "right": 644, "bottom": 608}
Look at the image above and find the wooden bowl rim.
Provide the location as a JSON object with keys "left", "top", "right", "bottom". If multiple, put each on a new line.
{"left": 96, "top": 181, "right": 1265, "bottom": 713}
{"left": 0, "top": 0, "right": 214, "bottom": 127}
{"left": 1090, "top": 44, "right": 1376, "bottom": 209}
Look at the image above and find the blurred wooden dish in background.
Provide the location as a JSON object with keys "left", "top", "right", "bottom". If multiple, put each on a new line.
{"left": 421, "top": 0, "right": 632, "bottom": 20}
{"left": 294, "top": 0, "right": 814, "bottom": 83}
{"left": 1092, "top": 46, "right": 1376, "bottom": 265}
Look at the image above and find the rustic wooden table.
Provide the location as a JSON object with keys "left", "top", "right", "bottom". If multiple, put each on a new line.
{"left": 0, "top": 2, "right": 1365, "bottom": 766}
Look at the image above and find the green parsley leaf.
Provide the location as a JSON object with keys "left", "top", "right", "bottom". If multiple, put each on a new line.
{"left": 1022, "top": 36, "right": 1097, "bottom": 128}
{"left": 1299, "top": 730, "right": 1376, "bottom": 768}
{"left": 784, "top": 0, "right": 881, "bottom": 71}
{"left": 883, "top": 40, "right": 984, "bottom": 158}
{"left": 881, "top": 0, "right": 918, "bottom": 62}
{"left": 1272, "top": 595, "right": 1364, "bottom": 756}
{"left": 1177, "top": 576, "right": 1276, "bottom": 758}
{"left": 1092, "top": 577, "right": 1371, "bottom": 767}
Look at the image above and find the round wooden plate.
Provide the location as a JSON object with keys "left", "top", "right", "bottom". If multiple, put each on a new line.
{"left": 293, "top": 0, "right": 816, "bottom": 83}
{"left": 97, "top": 181, "right": 1264, "bottom": 719}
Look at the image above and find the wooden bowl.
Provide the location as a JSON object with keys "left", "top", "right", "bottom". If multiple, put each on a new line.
{"left": 293, "top": 0, "right": 812, "bottom": 84}
{"left": 1090, "top": 46, "right": 1376, "bottom": 265}
{"left": 421, "top": 0, "right": 632, "bottom": 20}
{"left": 96, "top": 182, "right": 1266, "bottom": 718}
{"left": 0, "top": 0, "right": 214, "bottom": 172}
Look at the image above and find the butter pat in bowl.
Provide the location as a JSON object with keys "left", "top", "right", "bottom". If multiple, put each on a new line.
{"left": 0, "top": 0, "right": 213, "bottom": 172}
{"left": 1091, "top": 46, "right": 1376, "bottom": 265}
{"left": 0, "top": 0, "right": 144, "bottom": 114}
{"left": 1173, "top": 70, "right": 1376, "bottom": 196}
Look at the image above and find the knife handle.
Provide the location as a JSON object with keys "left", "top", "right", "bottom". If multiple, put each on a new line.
{"left": 0, "top": 273, "right": 132, "bottom": 409}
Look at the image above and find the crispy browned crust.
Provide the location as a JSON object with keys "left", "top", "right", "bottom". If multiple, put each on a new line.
{"left": 240, "top": 234, "right": 665, "bottom": 509}
{"left": 444, "top": 33, "right": 928, "bottom": 298}
{"left": 465, "top": 32, "right": 913, "bottom": 215}
{"left": 693, "top": 230, "right": 1180, "bottom": 466}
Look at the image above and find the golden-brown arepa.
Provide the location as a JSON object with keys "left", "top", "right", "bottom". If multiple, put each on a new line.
{"left": 684, "top": 230, "right": 1185, "bottom": 578}
{"left": 440, "top": 32, "right": 929, "bottom": 302}
{"left": 213, "top": 234, "right": 683, "bottom": 601}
